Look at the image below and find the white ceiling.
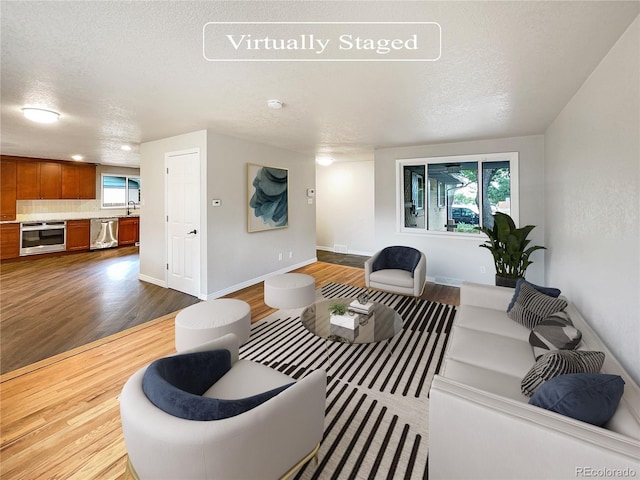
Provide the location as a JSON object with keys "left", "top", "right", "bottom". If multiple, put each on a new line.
{"left": 1, "top": 1, "right": 638, "bottom": 167}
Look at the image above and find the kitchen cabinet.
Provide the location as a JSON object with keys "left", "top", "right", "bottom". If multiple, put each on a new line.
{"left": 61, "top": 164, "right": 96, "bottom": 199}
{"left": 118, "top": 217, "right": 139, "bottom": 246}
{"left": 0, "top": 223, "right": 20, "bottom": 260}
{"left": 66, "top": 219, "right": 91, "bottom": 251}
{"left": 17, "top": 159, "right": 61, "bottom": 199}
{"left": 1, "top": 158, "right": 17, "bottom": 221}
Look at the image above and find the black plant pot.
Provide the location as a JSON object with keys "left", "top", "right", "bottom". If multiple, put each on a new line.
{"left": 495, "top": 275, "right": 518, "bottom": 288}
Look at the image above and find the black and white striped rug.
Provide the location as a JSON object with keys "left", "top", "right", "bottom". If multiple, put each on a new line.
{"left": 239, "top": 283, "right": 457, "bottom": 480}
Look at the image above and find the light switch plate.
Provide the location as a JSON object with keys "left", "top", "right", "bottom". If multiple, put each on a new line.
{"left": 212, "top": 199, "right": 221, "bottom": 207}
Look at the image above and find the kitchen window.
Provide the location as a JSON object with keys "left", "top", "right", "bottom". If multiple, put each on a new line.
{"left": 101, "top": 174, "right": 141, "bottom": 209}
{"left": 397, "top": 152, "right": 519, "bottom": 235}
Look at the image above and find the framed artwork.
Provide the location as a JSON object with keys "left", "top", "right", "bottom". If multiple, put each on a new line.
{"left": 247, "top": 163, "right": 289, "bottom": 232}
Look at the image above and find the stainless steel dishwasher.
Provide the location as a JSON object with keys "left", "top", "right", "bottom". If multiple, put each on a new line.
{"left": 90, "top": 218, "right": 119, "bottom": 250}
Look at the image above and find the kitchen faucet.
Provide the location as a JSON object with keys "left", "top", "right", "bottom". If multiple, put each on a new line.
{"left": 127, "top": 200, "right": 136, "bottom": 216}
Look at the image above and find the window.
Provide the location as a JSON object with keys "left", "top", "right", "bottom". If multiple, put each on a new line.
{"left": 101, "top": 174, "right": 141, "bottom": 209}
{"left": 397, "top": 152, "right": 518, "bottom": 234}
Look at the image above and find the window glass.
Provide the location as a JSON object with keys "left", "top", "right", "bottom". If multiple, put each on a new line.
{"left": 398, "top": 153, "right": 517, "bottom": 235}
{"left": 403, "top": 165, "right": 425, "bottom": 228}
{"left": 102, "top": 174, "right": 141, "bottom": 208}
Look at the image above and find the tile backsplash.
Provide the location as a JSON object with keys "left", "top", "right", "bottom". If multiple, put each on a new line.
{"left": 16, "top": 200, "right": 131, "bottom": 221}
{"left": 17, "top": 199, "right": 100, "bottom": 215}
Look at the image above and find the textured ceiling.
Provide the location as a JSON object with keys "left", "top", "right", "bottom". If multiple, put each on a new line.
{"left": 1, "top": 1, "right": 638, "bottom": 166}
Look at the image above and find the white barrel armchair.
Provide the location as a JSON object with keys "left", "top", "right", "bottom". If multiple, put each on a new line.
{"left": 119, "top": 333, "right": 327, "bottom": 480}
{"left": 365, "top": 246, "right": 426, "bottom": 299}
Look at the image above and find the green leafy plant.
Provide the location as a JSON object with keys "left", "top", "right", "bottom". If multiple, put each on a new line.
{"left": 329, "top": 302, "right": 347, "bottom": 316}
{"left": 476, "top": 212, "right": 546, "bottom": 280}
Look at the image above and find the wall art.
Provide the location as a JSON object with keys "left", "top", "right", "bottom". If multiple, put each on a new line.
{"left": 247, "top": 163, "right": 289, "bottom": 232}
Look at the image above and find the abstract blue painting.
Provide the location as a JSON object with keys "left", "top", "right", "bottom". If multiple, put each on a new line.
{"left": 247, "top": 163, "right": 289, "bottom": 232}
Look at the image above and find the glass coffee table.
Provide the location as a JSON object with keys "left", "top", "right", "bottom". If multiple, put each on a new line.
{"left": 300, "top": 297, "right": 403, "bottom": 344}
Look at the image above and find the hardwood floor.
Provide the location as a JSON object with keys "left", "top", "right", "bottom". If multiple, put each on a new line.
{"left": 0, "top": 259, "right": 458, "bottom": 480}
{"left": 0, "top": 247, "right": 200, "bottom": 374}
{"left": 1, "top": 248, "right": 458, "bottom": 374}
{"left": 316, "top": 249, "right": 369, "bottom": 268}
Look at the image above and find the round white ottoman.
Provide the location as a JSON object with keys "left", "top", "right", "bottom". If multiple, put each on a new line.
{"left": 264, "top": 273, "right": 315, "bottom": 309}
{"left": 175, "top": 299, "right": 251, "bottom": 351}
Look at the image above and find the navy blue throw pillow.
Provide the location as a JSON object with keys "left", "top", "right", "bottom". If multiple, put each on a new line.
{"left": 371, "top": 246, "right": 421, "bottom": 277}
{"left": 508, "top": 278, "right": 562, "bottom": 312}
{"left": 529, "top": 373, "right": 624, "bottom": 426}
{"left": 142, "top": 349, "right": 293, "bottom": 421}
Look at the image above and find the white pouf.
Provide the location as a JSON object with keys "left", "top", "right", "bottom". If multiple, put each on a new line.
{"left": 175, "top": 299, "right": 251, "bottom": 351}
{"left": 264, "top": 273, "right": 316, "bottom": 309}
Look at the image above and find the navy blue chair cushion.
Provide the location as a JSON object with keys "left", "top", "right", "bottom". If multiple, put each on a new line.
{"left": 529, "top": 373, "right": 624, "bottom": 426}
{"left": 142, "top": 349, "right": 292, "bottom": 421}
{"left": 372, "top": 246, "right": 422, "bottom": 277}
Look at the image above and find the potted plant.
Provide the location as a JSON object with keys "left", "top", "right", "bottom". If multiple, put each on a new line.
{"left": 328, "top": 302, "right": 348, "bottom": 316}
{"left": 476, "top": 212, "right": 546, "bottom": 288}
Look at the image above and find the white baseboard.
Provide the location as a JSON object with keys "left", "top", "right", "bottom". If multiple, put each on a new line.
{"left": 138, "top": 273, "right": 167, "bottom": 288}
{"left": 204, "top": 257, "right": 318, "bottom": 300}
{"left": 316, "top": 245, "right": 373, "bottom": 257}
{"left": 431, "top": 275, "right": 463, "bottom": 287}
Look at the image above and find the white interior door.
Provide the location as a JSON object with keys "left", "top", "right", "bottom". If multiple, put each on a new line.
{"left": 166, "top": 150, "right": 200, "bottom": 297}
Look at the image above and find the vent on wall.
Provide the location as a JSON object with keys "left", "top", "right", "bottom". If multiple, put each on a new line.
{"left": 334, "top": 244, "right": 348, "bottom": 254}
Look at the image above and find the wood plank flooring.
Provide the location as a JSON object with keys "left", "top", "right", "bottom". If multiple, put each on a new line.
{"left": 0, "top": 256, "right": 458, "bottom": 480}
{"left": 0, "top": 247, "right": 200, "bottom": 374}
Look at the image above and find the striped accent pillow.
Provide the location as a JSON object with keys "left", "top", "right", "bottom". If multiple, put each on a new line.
{"left": 507, "top": 282, "right": 568, "bottom": 329}
{"left": 521, "top": 350, "right": 605, "bottom": 396}
{"left": 529, "top": 313, "right": 582, "bottom": 360}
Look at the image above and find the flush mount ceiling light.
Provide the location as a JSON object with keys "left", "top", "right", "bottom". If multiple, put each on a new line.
{"left": 316, "top": 156, "right": 334, "bottom": 166}
{"left": 21, "top": 107, "right": 60, "bottom": 124}
{"left": 267, "top": 99, "right": 283, "bottom": 109}
{"left": 121, "top": 145, "right": 132, "bottom": 151}
{"left": 71, "top": 154, "right": 84, "bottom": 161}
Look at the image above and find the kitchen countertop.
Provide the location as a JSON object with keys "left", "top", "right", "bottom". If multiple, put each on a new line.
{"left": 1, "top": 212, "right": 140, "bottom": 224}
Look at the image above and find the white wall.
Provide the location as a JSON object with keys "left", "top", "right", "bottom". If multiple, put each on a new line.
{"left": 316, "top": 160, "right": 376, "bottom": 256}
{"left": 205, "top": 130, "right": 316, "bottom": 297}
{"left": 374, "top": 135, "right": 546, "bottom": 285}
{"left": 139, "top": 129, "right": 316, "bottom": 299}
{"left": 544, "top": 17, "right": 639, "bottom": 383}
{"left": 139, "top": 130, "right": 208, "bottom": 291}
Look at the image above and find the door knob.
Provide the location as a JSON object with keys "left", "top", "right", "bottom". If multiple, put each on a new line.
{"left": 187, "top": 229, "right": 197, "bottom": 235}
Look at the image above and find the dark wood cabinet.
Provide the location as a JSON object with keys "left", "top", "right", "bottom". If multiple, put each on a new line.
{"left": 0, "top": 223, "right": 20, "bottom": 260}
{"left": 61, "top": 164, "right": 96, "bottom": 199}
{"left": 118, "top": 217, "right": 139, "bottom": 246}
{"left": 15, "top": 157, "right": 95, "bottom": 200}
{"left": 39, "top": 161, "right": 61, "bottom": 199}
{"left": 16, "top": 160, "right": 39, "bottom": 199}
{"left": 1, "top": 158, "right": 17, "bottom": 221}
{"left": 66, "top": 219, "right": 90, "bottom": 251}
{"left": 17, "top": 159, "right": 61, "bottom": 199}
{"left": 61, "top": 164, "right": 79, "bottom": 199}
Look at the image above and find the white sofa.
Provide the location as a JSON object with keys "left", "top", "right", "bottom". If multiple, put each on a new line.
{"left": 429, "top": 281, "right": 640, "bottom": 479}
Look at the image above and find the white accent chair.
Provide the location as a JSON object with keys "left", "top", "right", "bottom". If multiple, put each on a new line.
{"left": 364, "top": 246, "right": 426, "bottom": 299}
{"left": 120, "top": 333, "right": 327, "bottom": 480}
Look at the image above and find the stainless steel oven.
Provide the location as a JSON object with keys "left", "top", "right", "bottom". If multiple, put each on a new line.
{"left": 20, "top": 221, "right": 66, "bottom": 256}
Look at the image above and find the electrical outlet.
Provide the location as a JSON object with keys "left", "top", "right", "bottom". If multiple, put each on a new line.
{"left": 480, "top": 266, "right": 486, "bottom": 274}
{"left": 278, "top": 252, "right": 283, "bottom": 261}
{"left": 289, "top": 251, "right": 293, "bottom": 259}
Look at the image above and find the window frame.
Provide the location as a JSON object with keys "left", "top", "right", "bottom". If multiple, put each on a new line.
{"left": 396, "top": 152, "right": 519, "bottom": 236}
{"left": 101, "top": 173, "right": 142, "bottom": 210}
